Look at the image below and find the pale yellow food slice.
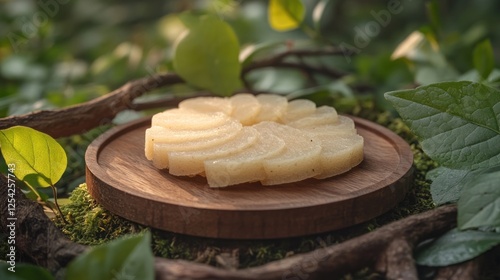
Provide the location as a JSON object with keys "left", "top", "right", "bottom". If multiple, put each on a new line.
{"left": 254, "top": 94, "right": 288, "bottom": 122}
{"left": 280, "top": 99, "right": 316, "bottom": 123}
{"left": 313, "top": 134, "right": 364, "bottom": 179}
{"left": 150, "top": 127, "right": 242, "bottom": 169}
{"left": 145, "top": 120, "right": 241, "bottom": 162}
{"left": 146, "top": 119, "right": 241, "bottom": 143}
{"left": 152, "top": 108, "right": 230, "bottom": 130}
{"left": 204, "top": 132, "right": 286, "bottom": 188}
{"left": 301, "top": 116, "right": 357, "bottom": 136}
{"left": 229, "top": 93, "right": 261, "bottom": 125}
{"left": 253, "top": 122, "right": 322, "bottom": 185}
{"left": 168, "top": 127, "right": 259, "bottom": 176}
{"left": 286, "top": 106, "right": 338, "bottom": 128}
{"left": 179, "top": 96, "right": 233, "bottom": 115}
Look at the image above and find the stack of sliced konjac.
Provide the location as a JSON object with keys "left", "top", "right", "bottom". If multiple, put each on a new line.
{"left": 145, "top": 94, "right": 364, "bottom": 188}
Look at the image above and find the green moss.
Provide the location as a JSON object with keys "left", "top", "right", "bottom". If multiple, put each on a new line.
{"left": 55, "top": 185, "right": 144, "bottom": 245}
{"left": 54, "top": 108, "right": 438, "bottom": 269}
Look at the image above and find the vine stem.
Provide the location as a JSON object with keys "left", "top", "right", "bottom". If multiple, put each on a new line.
{"left": 50, "top": 184, "right": 67, "bottom": 224}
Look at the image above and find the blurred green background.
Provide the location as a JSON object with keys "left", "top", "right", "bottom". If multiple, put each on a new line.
{"left": 1, "top": 0, "right": 499, "bottom": 117}
{"left": 1, "top": 0, "right": 499, "bottom": 196}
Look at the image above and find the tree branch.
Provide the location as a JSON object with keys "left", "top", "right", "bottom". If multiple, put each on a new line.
{"left": 134, "top": 204, "right": 458, "bottom": 279}
{"left": 0, "top": 73, "right": 183, "bottom": 138}
{"left": 375, "top": 238, "right": 418, "bottom": 280}
{"left": 241, "top": 48, "right": 349, "bottom": 81}
{"left": 244, "top": 61, "right": 347, "bottom": 79}
{"left": 247, "top": 48, "right": 351, "bottom": 66}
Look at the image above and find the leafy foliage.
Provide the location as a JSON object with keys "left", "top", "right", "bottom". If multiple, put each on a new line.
{"left": 0, "top": 126, "right": 67, "bottom": 189}
{"left": 386, "top": 80, "right": 500, "bottom": 266}
{"left": 173, "top": 15, "right": 242, "bottom": 96}
{"left": 268, "top": 0, "right": 305, "bottom": 31}
{"left": 385, "top": 81, "right": 500, "bottom": 170}
{"left": 0, "top": 262, "right": 54, "bottom": 280}
{"left": 458, "top": 167, "right": 500, "bottom": 230}
{"left": 415, "top": 228, "right": 500, "bottom": 266}
{"left": 66, "top": 231, "right": 154, "bottom": 280}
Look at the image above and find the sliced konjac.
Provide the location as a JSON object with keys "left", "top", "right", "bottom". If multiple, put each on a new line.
{"left": 145, "top": 120, "right": 242, "bottom": 167}
{"left": 145, "top": 94, "right": 364, "bottom": 187}
{"left": 254, "top": 94, "right": 288, "bottom": 122}
{"left": 286, "top": 105, "right": 338, "bottom": 128}
{"left": 152, "top": 109, "right": 230, "bottom": 130}
{"left": 280, "top": 99, "right": 316, "bottom": 123}
{"left": 253, "top": 122, "right": 322, "bottom": 185}
{"left": 179, "top": 96, "right": 233, "bottom": 115}
{"left": 204, "top": 131, "right": 286, "bottom": 188}
{"left": 168, "top": 127, "right": 259, "bottom": 176}
{"left": 301, "top": 116, "right": 357, "bottom": 136}
{"left": 229, "top": 93, "right": 261, "bottom": 125}
{"left": 313, "top": 134, "right": 364, "bottom": 179}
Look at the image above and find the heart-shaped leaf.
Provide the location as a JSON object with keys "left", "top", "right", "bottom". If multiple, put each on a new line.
{"left": 173, "top": 15, "right": 242, "bottom": 96}
{"left": 385, "top": 81, "right": 500, "bottom": 169}
{"left": 66, "top": 232, "right": 154, "bottom": 280}
{"left": 268, "top": 0, "right": 305, "bottom": 31}
{"left": 0, "top": 126, "right": 67, "bottom": 188}
{"left": 458, "top": 167, "right": 500, "bottom": 230}
{"left": 415, "top": 228, "right": 500, "bottom": 266}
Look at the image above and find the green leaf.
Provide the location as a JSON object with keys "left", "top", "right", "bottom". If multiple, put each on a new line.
{"left": 66, "top": 232, "right": 154, "bottom": 280}
{"left": 173, "top": 16, "right": 242, "bottom": 96}
{"left": 0, "top": 263, "right": 54, "bottom": 280}
{"left": 415, "top": 228, "right": 500, "bottom": 266}
{"left": 427, "top": 167, "right": 474, "bottom": 205}
{"left": 385, "top": 81, "right": 500, "bottom": 169}
{"left": 458, "top": 167, "right": 500, "bottom": 229}
{"left": 0, "top": 126, "right": 67, "bottom": 188}
{"left": 268, "top": 0, "right": 305, "bottom": 31}
{"left": 473, "top": 39, "right": 494, "bottom": 80}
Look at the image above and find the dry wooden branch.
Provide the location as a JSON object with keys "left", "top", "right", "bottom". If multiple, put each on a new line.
{"left": 0, "top": 73, "right": 183, "bottom": 138}
{"left": 241, "top": 48, "right": 348, "bottom": 81}
{"left": 375, "top": 238, "right": 418, "bottom": 280}
{"left": 0, "top": 172, "right": 457, "bottom": 280}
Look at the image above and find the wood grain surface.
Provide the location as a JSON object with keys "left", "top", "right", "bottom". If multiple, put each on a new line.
{"left": 85, "top": 116, "right": 413, "bottom": 239}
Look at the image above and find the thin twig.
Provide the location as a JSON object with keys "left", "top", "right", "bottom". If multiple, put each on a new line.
{"left": 50, "top": 184, "right": 67, "bottom": 224}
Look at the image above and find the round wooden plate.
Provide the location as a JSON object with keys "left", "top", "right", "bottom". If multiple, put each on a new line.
{"left": 86, "top": 116, "right": 413, "bottom": 239}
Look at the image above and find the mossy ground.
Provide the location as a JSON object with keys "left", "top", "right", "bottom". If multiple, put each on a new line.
{"left": 52, "top": 103, "right": 438, "bottom": 274}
